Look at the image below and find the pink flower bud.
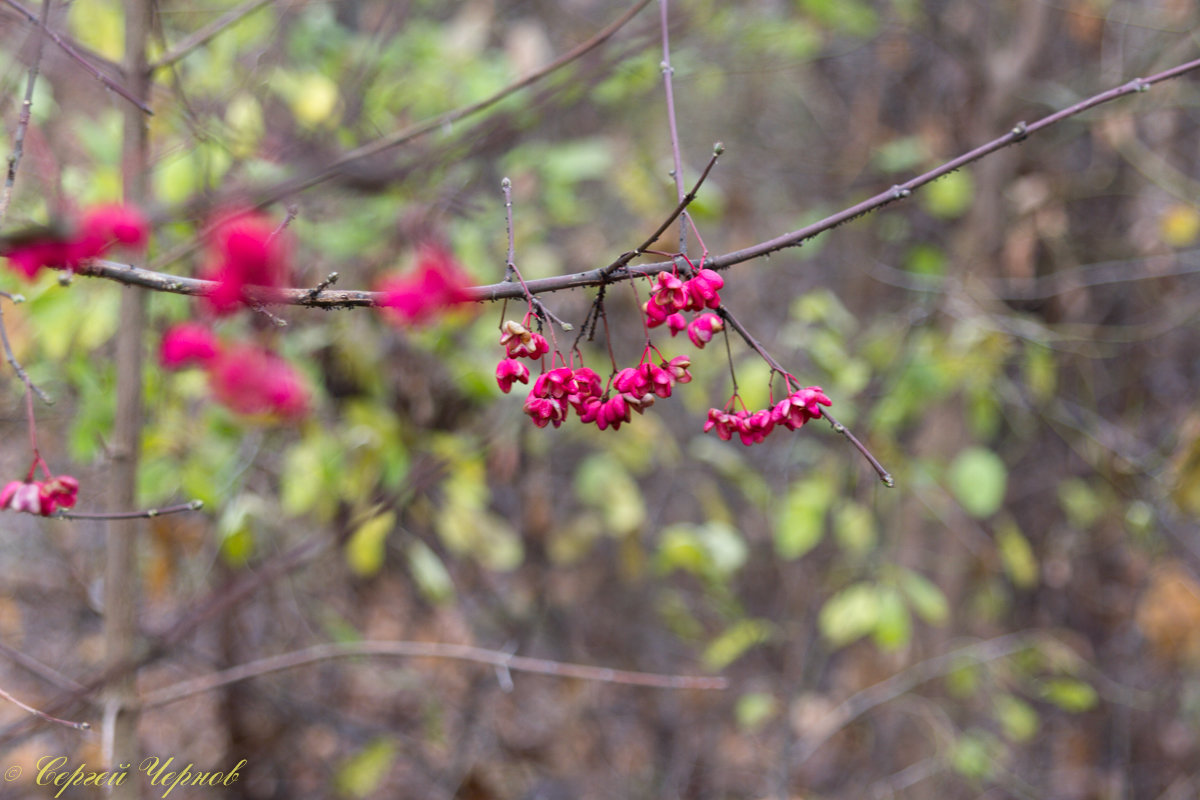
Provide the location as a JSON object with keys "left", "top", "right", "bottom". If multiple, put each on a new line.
{"left": 666, "top": 313, "right": 688, "bottom": 336}
{"left": 665, "top": 355, "right": 692, "bottom": 383}
{"left": 161, "top": 323, "right": 221, "bottom": 369}
{"left": 495, "top": 358, "right": 531, "bottom": 394}
{"left": 687, "top": 314, "right": 724, "bottom": 348}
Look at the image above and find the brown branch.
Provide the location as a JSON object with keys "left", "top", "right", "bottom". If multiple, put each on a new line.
{"left": 76, "top": 56, "right": 1200, "bottom": 306}
{"left": 0, "top": 0, "right": 153, "bottom": 115}
{"left": 139, "top": 640, "right": 728, "bottom": 710}
{"left": 147, "top": 0, "right": 272, "bottom": 72}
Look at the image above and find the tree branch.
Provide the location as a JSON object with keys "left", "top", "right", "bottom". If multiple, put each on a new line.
{"left": 71, "top": 56, "right": 1200, "bottom": 307}
{"left": 139, "top": 640, "right": 728, "bottom": 710}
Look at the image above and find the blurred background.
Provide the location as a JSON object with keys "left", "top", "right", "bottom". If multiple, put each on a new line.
{"left": 0, "top": 0, "right": 1199, "bottom": 797}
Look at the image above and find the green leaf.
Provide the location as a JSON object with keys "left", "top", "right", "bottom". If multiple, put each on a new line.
{"left": 996, "top": 520, "right": 1038, "bottom": 589}
{"left": 833, "top": 501, "right": 877, "bottom": 559}
{"left": 819, "top": 582, "right": 881, "bottom": 647}
{"left": 1040, "top": 678, "right": 1097, "bottom": 712}
{"left": 574, "top": 453, "right": 646, "bottom": 537}
{"left": 406, "top": 540, "right": 455, "bottom": 604}
{"left": 774, "top": 477, "right": 832, "bottom": 559}
{"left": 994, "top": 694, "right": 1039, "bottom": 743}
{"left": 897, "top": 568, "right": 950, "bottom": 625}
{"left": 334, "top": 739, "right": 396, "bottom": 799}
{"left": 872, "top": 587, "right": 912, "bottom": 651}
{"left": 345, "top": 511, "right": 396, "bottom": 577}
{"left": 921, "top": 170, "right": 975, "bottom": 219}
{"left": 947, "top": 447, "right": 1007, "bottom": 518}
{"left": 703, "top": 619, "right": 773, "bottom": 670}
{"left": 735, "top": 692, "right": 778, "bottom": 731}
{"left": 949, "top": 730, "right": 996, "bottom": 780}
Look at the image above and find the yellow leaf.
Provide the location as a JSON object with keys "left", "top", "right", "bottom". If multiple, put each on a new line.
{"left": 1161, "top": 203, "right": 1200, "bottom": 248}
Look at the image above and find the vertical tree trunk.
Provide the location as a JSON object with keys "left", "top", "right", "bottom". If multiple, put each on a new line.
{"left": 105, "top": 0, "right": 152, "bottom": 793}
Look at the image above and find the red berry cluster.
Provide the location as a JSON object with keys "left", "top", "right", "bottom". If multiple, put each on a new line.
{"left": 494, "top": 315, "right": 693, "bottom": 431}
{"left": 705, "top": 386, "right": 832, "bottom": 446}
{"left": 376, "top": 245, "right": 475, "bottom": 326}
{"left": 2, "top": 204, "right": 149, "bottom": 279}
{"left": 160, "top": 323, "right": 309, "bottom": 419}
{"left": 642, "top": 267, "right": 726, "bottom": 348}
{"left": 1, "top": 474, "right": 79, "bottom": 516}
{"left": 200, "top": 209, "right": 291, "bottom": 314}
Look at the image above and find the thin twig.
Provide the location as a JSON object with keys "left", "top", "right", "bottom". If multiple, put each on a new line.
{"left": 0, "top": 292, "right": 51, "bottom": 404}
{"left": 718, "top": 305, "right": 893, "bottom": 486}
{"left": 54, "top": 499, "right": 202, "bottom": 521}
{"left": 0, "top": 0, "right": 49, "bottom": 226}
{"left": 0, "top": 684, "right": 89, "bottom": 730}
{"left": 302, "top": 271, "right": 339, "bottom": 303}
{"left": 0, "top": 0, "right": 153, "bottom": 115}
{"left": 147, "top": 0, "right": 272, "bottom": 71}
{"left": 502, "top": 176, "right": 516, "bottom": 282}
{"left": 657, "top": 0, "right": 688, "bottom": 254}
{"left": 138, "top": 640, "right": 728, "bottom": 710}
{"left": 792, "top": 634, "right": 1032, "bottom": 766}
{"left": 599, "top": 143, "right": 723, "bottom": 278}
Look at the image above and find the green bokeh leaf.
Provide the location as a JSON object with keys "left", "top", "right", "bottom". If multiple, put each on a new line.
{"left": 947, "top": 447, "right": 1007, "bottom": 518}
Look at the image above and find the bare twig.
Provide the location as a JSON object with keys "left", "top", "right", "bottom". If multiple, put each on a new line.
{"left": 0, "top": 0, "right": 49, "bottom": 226}
{"left": 139, "top": 640, "right": 728, "bottom": 710}
{"left": 599, "top": 143, "right": 723, "bottom": 278}
{"left": 147, "top": 0, "right": 273, "bottom": 72}
{"left": 657, "top": 0, "right": 688, "bottom": 253}
{"left": 81, "top": 56, "right": 1200, "bottom": 306}
{"left": 0, "top": 0, "right": 153, "bottom": 115}
{"left": 792, "top": 634, "right": 1032, "bottom": 766}
{"left": 0, "top": 292, "right": 51, "bottom": 404}
{"left": 0, "top": 684, "right": 89, "bottom": 730}
{"left": 54, "top": 499, "right": 203, "bottom": 521}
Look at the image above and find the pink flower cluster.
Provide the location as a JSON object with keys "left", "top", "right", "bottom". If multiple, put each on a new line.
{"left": 705, "top": 386, "right": 832, "bottom": 446}
{"left": 1, "top": 474, "right": 79, "bottom": 516}
{"left": 2, "top": 204, "right": 149, "bottom": 279}
{"left": 200, "top": 210, "right": 291, "bottom": 315}
{"left": 376, "top": 245, "right": 475, "bottom": 326}
{"left": 494, "top": 315, "right": 692, "bottom": 431}
{"left": 643, "top": 268, "right": 726, "bottom": 348}
{"left": 161, "top": 323, "right": 309, "bottom": 419}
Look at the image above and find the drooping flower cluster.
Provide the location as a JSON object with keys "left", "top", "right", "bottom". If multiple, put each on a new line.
{"left": 705, "top": 386, "right": 832, "bottom": 446}
{"left": 200, "top": 210, "right": 291, "bottom": 315}
{"left": 494, "top": 313, "right": 693, "bottom": 431}
{"left": 161, "top": 323, "right": 310, "bottom": 419}
{"left": 376, "top": 245, "right": 475, "bottom": 326}
{"left": 0, "top": 474, "right": 79, "bottom": 516}
{"left": 642, "top": 267, "right": 726, "bottom": 348}
{"left": 2, "top": 204, "right": 149, "bottom": 279}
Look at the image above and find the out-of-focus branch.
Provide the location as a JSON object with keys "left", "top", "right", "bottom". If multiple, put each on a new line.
{"left": 148, "top": 0, "right": 272, "bottom": 71}
{"left": 139, "top": 640, "right": 728, "bottom": 710}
